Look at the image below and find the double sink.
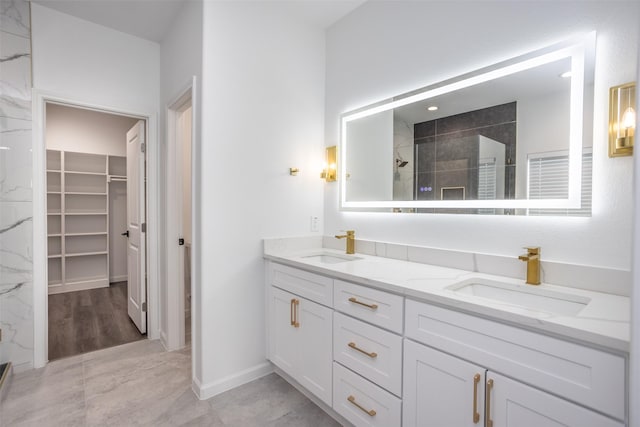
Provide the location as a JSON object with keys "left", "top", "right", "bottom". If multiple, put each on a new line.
{"left": 301, "top": 251, "right": 590, "bottom": 316}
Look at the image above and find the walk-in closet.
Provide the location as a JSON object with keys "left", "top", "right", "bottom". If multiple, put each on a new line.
{"left": 45, "top": 103, "right": 145, "bottom": 360}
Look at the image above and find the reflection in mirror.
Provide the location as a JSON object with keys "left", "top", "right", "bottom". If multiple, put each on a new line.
{"left": 341, "top": 35, "right": 594, "bottom": 215}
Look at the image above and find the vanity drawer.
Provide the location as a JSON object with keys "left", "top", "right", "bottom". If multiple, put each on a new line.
{"left": 405, "top": 299, "right": 626, "bottom": 420}
{"left": 333, "top": 362, "right": 402, "bottom": 427}
{"left": 334, "top": 280, "right": 403, "bottom": 333}
{"left": 334, "top": 312, "right": 403, "bottom": 396}
{"left": 270, "top": 263, "right": 333, "bottom": 307}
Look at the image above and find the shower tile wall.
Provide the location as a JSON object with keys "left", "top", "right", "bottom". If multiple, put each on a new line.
{"left": 0, "top": 0, "right": 34, "bottom": 370}
{"left": 414, "top": 102, "right": 516, "bottom": 201}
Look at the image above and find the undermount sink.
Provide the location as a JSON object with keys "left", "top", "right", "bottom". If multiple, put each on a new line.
{"left": 302, "top": 252, "right": 362, "bottom": 264}
{"left": 446, "top": 278, "right": 590, "bottom": 316}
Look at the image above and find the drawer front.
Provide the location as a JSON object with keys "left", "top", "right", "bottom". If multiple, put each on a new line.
{"left": 405, "top": 299, "right": 626, "bottom": 420}
{"left": 333, "top": 362, "right": 402, "bottom": 427}
{"left": 270, "top": 263, "right": 333, "bottom": 307}
{"left": 334, "top": 280, "right": 403, "bottom": 333}
{"left": 334, "top": 312, "right": 403, "bottom": 396}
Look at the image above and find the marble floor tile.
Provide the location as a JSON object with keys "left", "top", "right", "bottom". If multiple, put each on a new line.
{"left": 207, "top": 373, "right": 311, "bottom": 426}
{"left": 2, "top": 340, "right": 344, "bottom": 427}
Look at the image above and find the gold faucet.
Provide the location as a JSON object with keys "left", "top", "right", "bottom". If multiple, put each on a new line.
{"left": 335, "top": 230, "right": 355, "bottom": 254}
{"left": 518, "top": 247, "right": 541, "bottom": 285}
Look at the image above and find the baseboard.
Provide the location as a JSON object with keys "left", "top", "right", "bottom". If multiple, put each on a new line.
{"left": 194, "top": 361, "right": 273, "bottom": 400}
{"left": 110, "top": 275, "right": 127, "bottom": 283}
{"left": 48, "top": 278, "right": 108, "bottom": 295}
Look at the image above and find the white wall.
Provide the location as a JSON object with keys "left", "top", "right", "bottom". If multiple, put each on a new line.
{"left": 159, "top": 0, "right": 202, "bottom": 376}
{"left": 198, "top": 1, "right": 325, "bottom": 397}
{"left": 31, "top": 4, "right": 160, "bottom": 114}
{"left": 46, "top": 103, "right": 136, "bottom": 156}
{"left": 325, "top": 1, "right": 638, "bottom": 271}
{"left": 31, "top": 4, "right": 162, "bottom": 361}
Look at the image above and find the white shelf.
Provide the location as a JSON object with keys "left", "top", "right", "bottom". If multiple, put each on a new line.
{"left": 64, "top": 212, "right": 107, "bottom": 216}
{"left": 65, "top": 251, "right": 108, "bottom": 258}
{"left": 65, "top": 192, "right": 107, "bottom": 196}
{"left": 46, "top": 149, "right": 114, "bottom": 294}
{"left": 64, "top": 171, "right": 107, "bottom": 176}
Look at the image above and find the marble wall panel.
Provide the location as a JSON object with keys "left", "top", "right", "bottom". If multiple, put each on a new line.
{"left": 0, "top": 202, "right": 33, "bottom": 370}
{"left": 1, "top": 0, "right": 33, "bottom": 369}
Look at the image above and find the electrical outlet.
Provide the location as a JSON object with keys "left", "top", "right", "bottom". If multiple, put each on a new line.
{"left": 310, "top": 215, "right": 319, "bottom": 232}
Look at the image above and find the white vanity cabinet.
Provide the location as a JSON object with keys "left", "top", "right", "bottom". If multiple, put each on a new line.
{"left": 267, "top": 266, "right": 333, "bottom": 406}
{"left": 403, "top": 339, "right": 486, "bottom": 427}
{"left": 265, "top": 259, "right": 628, "bottom": 427}
{"left": 404, "top": 299, "right": 626, "bottom": 427}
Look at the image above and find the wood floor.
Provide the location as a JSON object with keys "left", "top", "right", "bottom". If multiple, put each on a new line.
{"left": 48, "top": 282, "right": 145, "bottom": 361}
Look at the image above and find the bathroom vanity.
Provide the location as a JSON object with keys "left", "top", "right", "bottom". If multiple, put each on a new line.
{"left": 264, "top": 241, "right": 629, "bottom": 427}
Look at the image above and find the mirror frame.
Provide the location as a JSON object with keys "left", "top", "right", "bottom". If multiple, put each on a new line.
{"left": 339, "top": 33, "right": 595, "bottom": 211}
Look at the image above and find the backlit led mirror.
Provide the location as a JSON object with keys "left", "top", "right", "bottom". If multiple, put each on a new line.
{"left": 340, "top": 34, "right": 595, "bottom": 215}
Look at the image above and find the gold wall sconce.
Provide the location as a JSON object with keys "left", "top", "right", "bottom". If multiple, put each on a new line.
{"left": 289, "top": 167, "right": 299, "bottom": 176}
{"left": 609, "top": 82, "right": 636, "bottom": 157}
{"left": 321, "top": 146, "right": 337, "bottom": 182}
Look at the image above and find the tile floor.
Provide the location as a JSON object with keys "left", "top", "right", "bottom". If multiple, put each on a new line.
{"left": 1, "top": 340, "right": 342, "bottom": 427}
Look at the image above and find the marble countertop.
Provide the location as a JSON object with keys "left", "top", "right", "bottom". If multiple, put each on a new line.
{"left": 264, "top": 246, "right": 630, "bottom": 353}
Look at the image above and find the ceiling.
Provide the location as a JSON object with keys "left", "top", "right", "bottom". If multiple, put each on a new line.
{"left": 32, "top": 0, "right": 365, "bottom": 43}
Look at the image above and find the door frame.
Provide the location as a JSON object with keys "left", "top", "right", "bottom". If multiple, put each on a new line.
{"left": 165, "top": 78, "right": 196, "bottom": 352}
{"left": 32, "top": 89, "right": 160, "bottom": 368}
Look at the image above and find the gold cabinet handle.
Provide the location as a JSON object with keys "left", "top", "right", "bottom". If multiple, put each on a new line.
{"left": 290, "top": 299, "right": 300, "bottom": 328}
{"left": 473, "top": 373, "right": 481, "bottom": 424}
{"left": 348, "top": 297, "right": 378, "bottom": 310}
{"left": 347, "top": 395, "right": 376, "bottom": 416}
{"left": 485, "top": 378, "right": 494, "bottom": 427}
{"left": 348, "top": 342, "right": 378, "bottom": 358}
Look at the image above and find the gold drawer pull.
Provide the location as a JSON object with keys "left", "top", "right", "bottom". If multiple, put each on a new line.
{"left": 290, "top": 299, "right": 299, "bottom": 328}
{"left": 347, "top": 395, "right": 376, "bottom": 417}
{"left": 348, "top": 342, "right": 378, "bottom": 358}
{"left": 486, "top": 378, "right": 494, "bottom": 427}
{"left": 473, "top": 373, "right": 481, "bottom": 424}
{"left": 348, "top": 297, "right": 378, "bottom": 310}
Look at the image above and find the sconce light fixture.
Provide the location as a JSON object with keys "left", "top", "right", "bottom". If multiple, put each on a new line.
{"left": 321, "top": 146, "right": 337, "bottom": 182}
{"left": 609, "top": 82, "right": 636, "bottom": 157}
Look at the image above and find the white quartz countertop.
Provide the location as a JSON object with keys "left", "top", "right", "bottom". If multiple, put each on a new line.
{"left": 264, "top": 247, "right": 630, "bottom": 353}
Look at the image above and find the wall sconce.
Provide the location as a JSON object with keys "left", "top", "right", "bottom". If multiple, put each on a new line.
{"left": 320, "top": 145, "right": 337, "bottom": 182}
{"left": 609, "top": 82, "right": 636, "bottom": 157}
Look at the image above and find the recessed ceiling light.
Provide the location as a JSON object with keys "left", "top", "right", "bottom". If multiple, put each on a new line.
{"left": 560, "top": 71, "right": 572, "bottom": 78}
{"left": 0, "top": 146, "right": 10, "bottom": 150}
{"left": 427, "top": 106, "right": 438, "bottom": 111}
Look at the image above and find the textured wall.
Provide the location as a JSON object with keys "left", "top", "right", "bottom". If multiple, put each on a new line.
{"left": 0, "top": 0, "right": 34, "bottom": 370}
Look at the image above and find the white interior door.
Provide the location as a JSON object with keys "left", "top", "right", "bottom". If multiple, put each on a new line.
{"left": 126, "top": 120, "right": 147, "bottom": 333}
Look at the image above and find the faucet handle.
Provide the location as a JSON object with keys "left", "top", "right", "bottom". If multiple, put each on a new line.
{"left": 523, "top": 247, "right": 540, "bottom": 255}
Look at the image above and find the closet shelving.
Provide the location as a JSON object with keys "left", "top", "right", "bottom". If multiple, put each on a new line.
{"left": 46, "top": 149, "right": 126, "bottom": 294}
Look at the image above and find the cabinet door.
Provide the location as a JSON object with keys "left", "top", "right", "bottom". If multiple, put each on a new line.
{"left": 298, "top": 296, "right": 333, "bottom": 406}
{"left": 403, "top": 339, "right": 486, "bottom": 427}
{"left": 487, "top": 371, "right": 623, "bottom": 427}
{"left": 269, "top": 286, "right": 300, "bottom": 376}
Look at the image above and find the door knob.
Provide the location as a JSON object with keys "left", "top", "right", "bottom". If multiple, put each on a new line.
{"left": 121, "top": 230, "right": 129, "bottom": 237}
